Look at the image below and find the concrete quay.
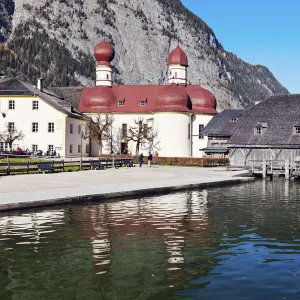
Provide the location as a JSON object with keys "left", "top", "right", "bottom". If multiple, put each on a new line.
{"left": 0, "top": 166, "right": 254, "bottom": 212}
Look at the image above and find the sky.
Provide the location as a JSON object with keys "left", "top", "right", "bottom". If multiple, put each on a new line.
{"left": 181, "top": 0, "right": 300, "bottom": 94}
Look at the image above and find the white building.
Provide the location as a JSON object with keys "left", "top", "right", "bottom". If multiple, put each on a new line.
{"left": 78, "top": 40, "right": 218, "bottom": 157}
{"left": 0, "top": 79, "right": 89, "bottom": 157}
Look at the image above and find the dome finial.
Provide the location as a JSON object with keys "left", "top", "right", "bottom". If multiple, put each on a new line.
{"left": 94, "top": 40, "right": 115, "bottom": 66}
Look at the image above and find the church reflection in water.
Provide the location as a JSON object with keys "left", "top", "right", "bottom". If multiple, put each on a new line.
{"left": 79, "top": 190, "right": 213, "bottom": 289}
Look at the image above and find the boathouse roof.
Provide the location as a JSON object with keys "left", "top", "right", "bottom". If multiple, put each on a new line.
{"left": 201, "top": 109, "right": 246, "bottom": 136}
{"left": 228, "top": 94, "right": 300, "bottom": 147}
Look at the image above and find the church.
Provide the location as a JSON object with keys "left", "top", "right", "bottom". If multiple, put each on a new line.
{"left": 79, "top": 40, "right": 218, "bottom": 157}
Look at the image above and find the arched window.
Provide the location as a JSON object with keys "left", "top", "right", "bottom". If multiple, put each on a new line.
{"left": 106, "top": 74, "right": 109, "bottom": 80}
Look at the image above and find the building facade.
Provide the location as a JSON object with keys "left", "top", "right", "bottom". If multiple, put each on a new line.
{"left": 201, "top": 109, "right": 246, "bottom": 157}
{"left": 0, "top": 79, "right": 89, "bottom": 157}
{"left": 228, "top": 94, "right": 300, "bottom": 167}
{"left": 79, "top": 40, "right": 218, "bottom": 157}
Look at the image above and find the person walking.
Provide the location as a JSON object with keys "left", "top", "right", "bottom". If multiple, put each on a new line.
{"left": 148, "top": 153, "right": 153, "bottom": 168}
{"left": 139, "top": 153, "right": 144, "bottom": 167}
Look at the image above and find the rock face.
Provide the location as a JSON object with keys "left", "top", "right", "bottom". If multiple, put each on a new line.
{"left": 0, "top": 0, "right": 289, "bottom": 109}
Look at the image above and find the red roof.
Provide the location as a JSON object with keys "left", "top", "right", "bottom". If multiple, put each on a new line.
{"left": 168, "top": 45, "right": 188, "bottom": 67}
{"left": 94, "top": 40, "right": 115, "bottom": 66}
{"left": 79, "top": 84, "right": 217, "bottom": 114}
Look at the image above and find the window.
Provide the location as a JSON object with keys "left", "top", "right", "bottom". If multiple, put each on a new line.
{"left": 32, "top": 122, "right": 38, "bottom": 132}
{"left": 48, "top": 122, "right": 54, "bottom": 133}
{"left": 254, "top": 127, "right": 261, "bottom": 135}
{"left": 70, "top": 144, "right": 73, "bottom": 153}
{"left": 122, "top": 124, "right": 127, "bottom": 138}
{"left": 78, "top": 125, "right": 81, "bottom": 134}
{"left": 230, "top": 118, "right": 237, "bottom": 122}
{"left": 8, "top": 100, "right": 15, "bottom": 110}
{"left": 0, "top": 142, "right": 8, "bottom": 152}
{"left": 188, "top": 123, "right": 191, "bottom": 139}
{"left": 86, "top": 144, "right": 90, "bottom": 154}
{"left": 118, "top": 101, "right": 124, "bottom": 106}
{"left": 8, "top": 122, "right": 14, "bottom": 132}
{"left": 143, "top": 124, "right": 148, "bottom": 138}
{"left": 78, "top": 145, "right": 81, "bottom": 153}
{"left": 294, "top": 126, "right": 300, "bottom": 134}
{"left": 211, "top": 142, "right": 219, "bottom": 147}
{"left": 32, "top": 144, "right": 38, "bottom": 152}
{"left": 199, "top": 124, "right": 204, "bottom": 139}
{"left": 48, "top": 145, "right": 54, "bottom": 154}
{"left": 106, "top": 74, "right": 109, "bottom": 80}
{"left": 70, "top": 123, "right": 73, "bottom": 134}
{"left": 140, "top": 101, "right": 146, "bottom": 106}
{"left": 32, "top": 100, "right": 39, "bottom": 110}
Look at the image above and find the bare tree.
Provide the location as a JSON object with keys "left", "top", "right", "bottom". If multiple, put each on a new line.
{"left": 86, "top": 114, "right": 114, "bottom": 154}
{"left": 127, "top": 118, "right": 160, "bottom": 155}
{"left": 0, "top": 123, "right": 25, "bottom": 152}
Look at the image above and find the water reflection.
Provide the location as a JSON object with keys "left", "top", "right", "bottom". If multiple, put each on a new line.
{"left": 2, "top": 181, "right": 300, "bottom": 299}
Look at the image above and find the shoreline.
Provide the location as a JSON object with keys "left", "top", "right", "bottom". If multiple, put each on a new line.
{"left": 0, "top": 167, "right": 254, "bottom": 212}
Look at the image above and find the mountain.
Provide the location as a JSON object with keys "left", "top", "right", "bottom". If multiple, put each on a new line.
{"left": 0, "top": 0, "right": 289, "bottom": 109}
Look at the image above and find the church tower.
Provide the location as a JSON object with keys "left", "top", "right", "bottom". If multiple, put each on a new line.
{"left": 94, "top": 40, "right": 115, "bottom": 86}
{"left": 167, "top": 45, "right": 188, "bottom": 85}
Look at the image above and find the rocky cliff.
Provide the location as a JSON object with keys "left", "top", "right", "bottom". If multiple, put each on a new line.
{"left": 0, "top": 0, "right": 289, "bottom": 109}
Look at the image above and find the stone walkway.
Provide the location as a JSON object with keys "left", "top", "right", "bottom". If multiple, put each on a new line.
{"left": 0, "top": 166, "right": 253, "bottom": 211}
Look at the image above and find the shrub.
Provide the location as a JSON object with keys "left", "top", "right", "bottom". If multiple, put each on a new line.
{"left": 99, "top": 154, "right": 228, "bottom": 167}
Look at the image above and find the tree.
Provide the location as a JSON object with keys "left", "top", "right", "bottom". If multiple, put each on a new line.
{"left": 86, "top": 114, "right": 114, "bottom": 154}
{"left": 0, "top": 123, "right": 25, "bottom": 152}
{"left": 126, "top": 118, "right": 160, "bottom": 155}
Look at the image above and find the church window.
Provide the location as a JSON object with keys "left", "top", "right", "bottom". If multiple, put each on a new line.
{"left": 188, "top": 123, "right": 191, "bottom": 139}
{"left": 118, "top": 101, "right": 124, "bottom": 106}
{"left": 9, "top": 100, "right": 15, "bottom": 110}
{"left": 140, "top": 101, "right": 146, "bottom": 106}
{"left": 106, "top": 74, "right": 109, "bottom": 80}
{"left": 199, "top": 124, "right": 204, "bottom": 139}
{"left": 122, "top": 124, "right": 127, "bottom": 138}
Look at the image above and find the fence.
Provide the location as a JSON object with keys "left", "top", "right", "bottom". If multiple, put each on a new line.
{"left": 0, "top": 157, "right": 132, "bottom": 175}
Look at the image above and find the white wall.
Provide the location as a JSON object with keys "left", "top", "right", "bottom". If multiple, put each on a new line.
{"left": 0, "top": 96, "right": 89, "bottom": 157}
{"left": 154, "top": 112, "right": 191, "bottom": 157}
{"left": 168, "top": 65, "right": 187, "bottom": 85}
{"left": 192, "top": 114, "right": 214, "bottom": 158}
{"left": 96, "top": 65, "right": 112, "bottom": 86}
{"left": 65, "top": 118, "right": 90, "bottom": 157}
{"left": 0, "top": 96, "right": 66, "bottom": 155}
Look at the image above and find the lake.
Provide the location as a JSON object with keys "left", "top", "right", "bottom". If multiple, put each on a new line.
{"left": 1, "top": 180, "right": 300, "bottom": 299}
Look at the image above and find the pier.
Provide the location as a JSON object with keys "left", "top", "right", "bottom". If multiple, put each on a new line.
{"left": 248, "top": 159, "right": 300, "bottom": 180}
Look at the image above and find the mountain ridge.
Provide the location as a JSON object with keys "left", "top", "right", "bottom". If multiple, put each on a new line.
{"left": 0, "top": 0, "right": 289, "bottom": 110}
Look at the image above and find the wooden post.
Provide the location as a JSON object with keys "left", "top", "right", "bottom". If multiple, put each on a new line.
{"left": 285, "top": 159, "right": 290, "bottom": 180}
{"left": 262, "top": 159, "right": 267, "bottom": 179}
{"left": 6, "top": 160, "right": 10, "bottom": 175}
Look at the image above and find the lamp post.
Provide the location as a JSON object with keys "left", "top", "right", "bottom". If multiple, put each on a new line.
{"left": 80, "top": 131, "right": 86, "bottom": 170}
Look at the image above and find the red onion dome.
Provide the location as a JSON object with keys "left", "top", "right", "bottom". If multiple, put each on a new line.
{"left": 167, "top": 45, "right": 188, "bottom": 67}
{"left": 94, "top": 40, "right": 115, "bottom": 66}
{"left": 156, "top": 84, "right": 189, "bottom": 111}
{"left": 186, "top": 85, "right": 217, "bottom": 114}
{"left": 78, "top": 86, "right": 116, "bottom": 113}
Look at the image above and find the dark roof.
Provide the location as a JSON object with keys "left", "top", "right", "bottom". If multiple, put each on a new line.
{"left": 49, "top": 86, "right": 84, "bottom": 108}
{"left": 228, "top": 94, "right": 300, "bottom": 147}
{"left": 0, "top": 79, "right": 83, "bottom": 120}
{"left": 201, "top": 109, "right": 246, "bottom": 136}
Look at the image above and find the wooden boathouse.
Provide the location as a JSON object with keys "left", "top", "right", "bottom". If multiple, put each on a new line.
{"left": 227, "top": 94, "right": 300, "bottom": 179}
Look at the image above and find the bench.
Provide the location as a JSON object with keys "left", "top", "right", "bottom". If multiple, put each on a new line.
{"left": 122, "top": 159, "right": 133, "bottom": 167}
{"left": 37, "top": 163, "right": 54, "bottom": 173}
{"left": 90, "top": 161, "right": 104, "bottom": 170}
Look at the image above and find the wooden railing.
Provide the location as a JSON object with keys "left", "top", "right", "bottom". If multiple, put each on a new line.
{"left": 0, "top": 158, "right": 133, "bottom": 175}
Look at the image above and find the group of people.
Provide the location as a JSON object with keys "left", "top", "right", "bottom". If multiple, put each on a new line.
{"left": 139, "top": 153, "right": 153, "bottom": 168}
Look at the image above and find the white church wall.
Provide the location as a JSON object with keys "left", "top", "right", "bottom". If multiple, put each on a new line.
{"left": 154, "top": 112, "right": 191, "bottom": 157}
{"left": 192, "top": 114, "right": 214, "bottom": 158}
{"left": 168, "top": 65, "right": 187, "bottom": 85}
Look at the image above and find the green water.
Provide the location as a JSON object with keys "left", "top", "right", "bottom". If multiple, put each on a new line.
{"left": 1, "top": 180, "right": 300, "bottom": 299}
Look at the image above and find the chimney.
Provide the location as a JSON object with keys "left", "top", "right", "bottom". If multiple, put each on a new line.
{"left": 37, "top": 78, "right": 43, "bottom": 92}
